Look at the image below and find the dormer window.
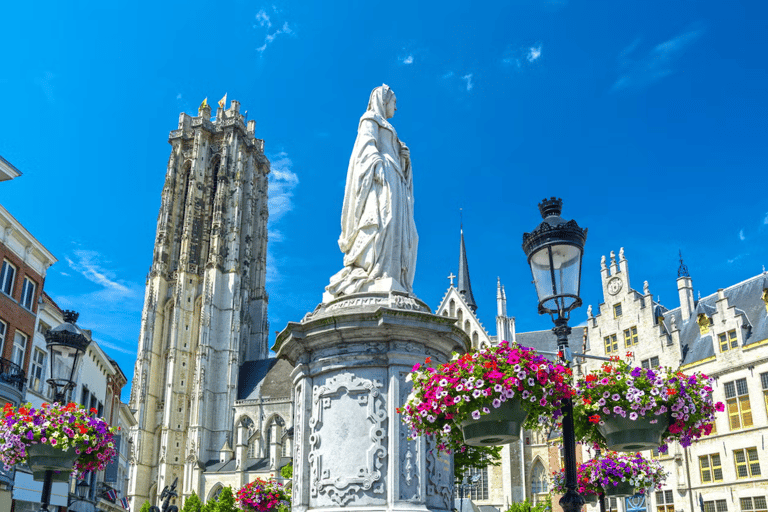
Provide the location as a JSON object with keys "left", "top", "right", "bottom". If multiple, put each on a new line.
{"left": 697, "top": 314, "right": 712, "bottom": 335}
{"left": 718, "top": 330, "right": 738, "bottom": 352}
{"left": 613, "top": 303, "right": 622, "bottom": 318}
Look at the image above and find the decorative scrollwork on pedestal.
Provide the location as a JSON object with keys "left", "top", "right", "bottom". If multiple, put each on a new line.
{"left": 308, "top": 372, "right": 387, "bottom": 506}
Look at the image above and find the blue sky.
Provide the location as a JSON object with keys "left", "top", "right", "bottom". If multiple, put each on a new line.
{"left": 1, "top": 1, "right": 767, "bottom": 400}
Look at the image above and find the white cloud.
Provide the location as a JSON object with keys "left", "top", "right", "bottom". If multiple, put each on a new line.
{"left": 65, "top": 250, "right": 132, "bottom": 298}
{"left": 727, "top": 253, "right": 747, "bottom": 264}
{"left": 442, "top": 71, "right": 474, "bottom": 92}
{"left": 527, "top": 45, "right": 542, "bottom": 62}
{"left": 176, "top": 93, "right": 182, "bottom": 100}
{"left": 257, "top": 21, "right": 294, "bottom": 53}
{"left": 739, "top": 229, "right": 746, "bottom": 241}
{"left": 612, "top": 25, "right": 705, "bottom": 92}
{"left": 763, "top": 212, "right": 768, "bottom": 224}
{"left": 402, "top": 54, "right": 414, "bottom": 65}
{"left": 53, "top": 249, "right": 144, "bottom": 362}
{"left": 462, "top": 74, "right": 474, "bottom": 91}
{"left": 255, "top": 9, "right": 272, "bottom": 28}
{"left": 268, "top": 151, "right": 299, "bottom": 224}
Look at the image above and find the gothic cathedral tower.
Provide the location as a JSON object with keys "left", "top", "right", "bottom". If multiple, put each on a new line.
{"left": 128, "top": 100, "right": 270, "bottom": 507}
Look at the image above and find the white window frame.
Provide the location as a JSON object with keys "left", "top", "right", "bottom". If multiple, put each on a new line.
{"left": 29, "top": 347, "right": 46, "bottom": 393}
{"left": 20, "top": 276, "right": 36, "bottom": 310}
{"left": 0, "top": 319, "right": 6, "bottom": 353}
{"left": 0, "top": 260, "right": 15, "bottom": 296}
{"left": 12, "top": 330, "right": 27, "bottom": 367}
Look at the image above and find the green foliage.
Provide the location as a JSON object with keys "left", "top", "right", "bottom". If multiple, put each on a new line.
{"left": 504, "top": 498, "right": 551, "bottom": 512}
{"left": 453, "top": 444, "right": 502, "bottom": 486}
{"left": 181, "top": 491, "right": 202, "bottom": 512}
{"left": 139, "top": 502, "right": 151, "bottom": 512}
{"left": 200, "top": 493, "right": 216, "bottom": 512}
{"left": 280, "top": 461, "right": 293, "bottom": 479}
{"left": 213, "top": 486, "right": 237, "bottom": 512}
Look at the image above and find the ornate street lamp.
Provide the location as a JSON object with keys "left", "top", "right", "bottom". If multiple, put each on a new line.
{"left": 44, "top": 310, "right": 90, "bottom": 403}
{"left": 75, "top": 478, "right": 90, "bottom": 500}
{"left": 523, "top": 197, "right": 587, "bottom": 512}
{"left": 35, "top": 310, "right": 91, "bottom": 512}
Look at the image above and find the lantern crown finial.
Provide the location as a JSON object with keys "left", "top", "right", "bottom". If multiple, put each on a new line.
{"left": 538, "top": 197, "right": 563, "bottom": 219}
{"left": 62, "top": 310, "right": 79, "bottom": 324}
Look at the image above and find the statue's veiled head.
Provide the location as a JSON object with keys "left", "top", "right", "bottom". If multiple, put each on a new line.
{"left": 368, "top": 84, "right": 396, "bottom": 119}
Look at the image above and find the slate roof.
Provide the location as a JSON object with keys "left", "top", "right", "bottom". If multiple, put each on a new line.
{"left": 205, "top": 457, "right": 271, "bottom": 473}
{"left": 238, "top": 358, "right": 294, "bottom": 401}
{"left": 516, "top": 326, "right": 585, "bottom": 360}
{"left": 662, "top": 272, "right": 768, "bottom": 366}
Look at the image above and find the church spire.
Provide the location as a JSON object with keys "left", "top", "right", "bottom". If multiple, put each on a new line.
{"left": 458, "top": 226, "right": 477, "bottom": 313}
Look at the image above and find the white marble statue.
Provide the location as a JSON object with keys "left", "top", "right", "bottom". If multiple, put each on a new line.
{"left": 325, "top": 84, "right": 418, "bottom": 299}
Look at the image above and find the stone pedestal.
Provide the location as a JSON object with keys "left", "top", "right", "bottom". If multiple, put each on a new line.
{"left": 274, "top": 291, "right": 470, "bottom": 512}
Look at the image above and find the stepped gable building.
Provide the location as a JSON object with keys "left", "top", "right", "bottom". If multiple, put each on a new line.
{"left": 584, "top": 249, "right": 768, "bottom": 512}
{"left": 127, "top": 99, "right": 282, "bottom": 508}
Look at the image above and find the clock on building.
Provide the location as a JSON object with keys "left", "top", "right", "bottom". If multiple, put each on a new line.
{"left": 607, "top": 276, "right": 623, "bottom": 295}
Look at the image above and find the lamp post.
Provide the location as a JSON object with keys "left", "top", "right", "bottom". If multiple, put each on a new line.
{"left": 522, "top": 197, "right": 588, "bottom": 512}
{"left": 35, "top": 310, "right": 91, "bottom": 512}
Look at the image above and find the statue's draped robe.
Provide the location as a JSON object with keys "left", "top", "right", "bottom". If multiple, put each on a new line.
{"left": 326, "top": 97, "right": 418, "bottom": 297}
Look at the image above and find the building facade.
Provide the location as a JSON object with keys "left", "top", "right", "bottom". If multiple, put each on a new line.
{"left": 583, "top": 249, "right": 768, "bottom": 512}
{"left": 127, "top": 99, "right": 275, "bottom": 509}
{"left": 0, "top": 158, "right": 57, "bottom": 511}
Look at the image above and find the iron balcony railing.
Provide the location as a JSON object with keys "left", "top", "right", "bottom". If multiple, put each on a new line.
{"left": 0, "top": 357, "right": 26, "bottom": 392}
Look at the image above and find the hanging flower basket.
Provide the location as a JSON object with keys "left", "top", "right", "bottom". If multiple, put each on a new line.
{"left": 398, "top": 341, "right": 573, "bottom": 453}
{"left": 460, "top": 395, "right": 527, "bottom": 446}
{"left": 596, "top": 413, "right": 670, "bottom": 452}
{"left": 236, "top": 477, "right": 291, "bottom": 512}
{"left": 551, "top": 452, "right": 667, "bottom": 499}
{"left": 604, "top": 480, "right": 636, "bottom": 498}
{"left": 0, "top": 402, "right": 119, "bottom": 479}
{"left": 574, "top": 354, "right": 724, "bottom": 452}
{"left": 27, "top": 444, "right": 79, "bottom": 482}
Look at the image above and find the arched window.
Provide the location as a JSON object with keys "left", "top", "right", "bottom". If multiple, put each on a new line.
{"left": 457, "top": 309, "right": 463, "bottom": 324}
{"left": 449, "top": 299, "right": 456, "bottom": 317}
{"left": 472, "top": 331, "right": 479, "bottom": 345}
{"left": 531, "top": 459, "right": 547, "bottom": 494}
{"left": 208, "top": 484, "right": 224, "bottom": 503}
{"left": 281, "top": 437, "right": 290, "bottom": 457}
{"left": 248, "top": 435, "right": 259, "bottom": 458}
{"left": 464, "top": 320, "right": 471, "bottom": 334}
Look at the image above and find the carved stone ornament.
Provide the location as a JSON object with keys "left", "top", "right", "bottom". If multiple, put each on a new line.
{"left": 607, "top": 276, "right": 623, "bottom": 296}
{"left": 426, "top": 436, "right": 452, "bottom": 508}
{"left": 308, "top": 372, "right": 387, "bottom": 506}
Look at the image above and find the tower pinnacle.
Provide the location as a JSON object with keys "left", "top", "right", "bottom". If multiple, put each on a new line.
{"left": 458, "top": 227, "right": 477, "bottom": 313}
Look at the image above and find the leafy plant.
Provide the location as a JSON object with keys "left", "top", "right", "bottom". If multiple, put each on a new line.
{"left": 280, "top": 461, "right": 293, "bottom": 479}
{"left": 399, "top": 342, "right": 573, "bottom": 453}
{"left": 237, "top": 478, "right": 291, "bottom": 512}
{"left": 506, "top": 498, "right": 551, "bottom": 512}
{"left": 181, "top": 491, "right": 202, "bottom": 512}
{"left": 551, "top": 451, "right": 667, "bottom": 495}
{"left": 574, "top": 354, "right": 724, "bottom": 452}
{"left": 214, "top": 486, "right": 237, "bottom": 512}
{"left": 0, "top": 402, "right": 119, "bottom": 475}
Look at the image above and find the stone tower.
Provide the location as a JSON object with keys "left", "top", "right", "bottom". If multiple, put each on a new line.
{"left": 127, "top": 99, "right": 270, "bottom": 508}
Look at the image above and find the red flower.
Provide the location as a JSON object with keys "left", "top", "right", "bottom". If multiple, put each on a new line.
{"left": 588, "top": 415, "right": 601, "bottom": 424}
{"left": 666, "top": 388, "right": 677, "bottom": 396}
{"left": 425, "top": 357, "right": 431, "bottom": 364}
